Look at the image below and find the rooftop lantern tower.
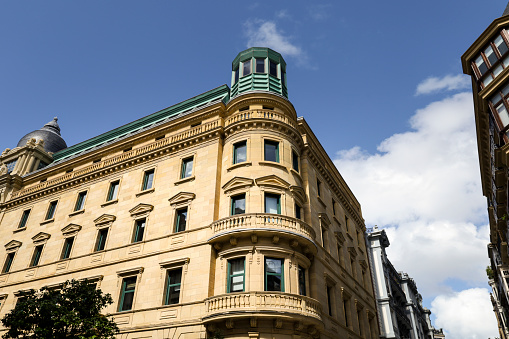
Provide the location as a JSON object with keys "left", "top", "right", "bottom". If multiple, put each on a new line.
{"left": 230, "top": 47, "right": 287, "bottom": 98}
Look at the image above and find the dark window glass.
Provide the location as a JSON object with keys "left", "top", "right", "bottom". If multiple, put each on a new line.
{"left": 176, "top": 208, "right": 187, "bottom": 233}
{"left": 269, "top": 60, "right": 278, "bottom": 77}
{"left": 5, "top": 160, "right": 17, "bottom": 173}
{"left": 281, "top": 71, "right": 286, "bottom": 85}
{"left": 119, "top": 277, "right": 136, "bottom": 311}
{"left": 181, "top": 157, "right": 193, "bottom": 179}
{"left": 343, "top": 299, "right": 349, "bottom": 327}
{"left": 475, "top": 55, "right": 488, "bottom": 75}
{"left": 18, "top": 210, "right": 30, "bottom": 229}
{"left": 265, "top": 193, "right": 281, "bottom": 214}
{"left": 233, "top": 141, "right": 247, "bottom": 164}
{"left": 142, "top": 169, "right": 154, "bottom": 190}
{"left": 46, "top": 201, "right": 57, "bottom": 220}
{"left": 74, "top": 191, "right": 87, "bottom": 211}
{"left": 107, "top": 181, "right": 119, "bottom": 201}
{"left": 228, "top": 258, "right": 245, "bottom": 293}
{"left": 2, "top": 253, "right": 15, "bottom": 273}
{"left": 485, "top": 45, "right": 498, "bottom": 66}
{"left": 496, "top": 35, "right": 509, "bottom": 56}
{"left": 133, "top": 219, "right": 146, "bottom": 243}
{"left": 295, "top": 204, "right": 301, "bottom": 220}
{"left": 37, "top": 161, "right": 48, "bottom": 170}
{"left": 165, "top": 269, "right": 182, "bottom": 305}
{"left": 231, "top": 194, "right": 246, "bottom": 215}
{"left": 298, "top": 265, "right": 306, "bottom": 296}
{"left": 255, "top": 58, "right": 265, "bottom": 73}
{"left": 30, "top": 245, "right": 43, "bottom": 267}
{"left": 317, "top": 179, "right": 322, "bottom": 197}
{"left": 326, "top": 285, "right": 333, "bottom": 316}
{"left": 292, "top": 150, "right": 299, "bottom": 172}
{"left": 322, "top": 228, "right": 327, "bottom": 248}
{"left": 265, "top": 257, "right": 284, "bottom": 292}
{"left": 96, "top": 229, "right": 108, "bottom": 251}
{"left": 234, "top": 67, "right": 239, "bottom": 83}
{"left": 264, "top": 140, "right": 279, "bottom": 162}
{"left": 332, "top": 199, "right": 336, "bottom": 215}
{"left": 243, "top": 60, "right": 251, "bottom": 76}
{"left": 61, "top": 237, "right": 74, "bottom": 259}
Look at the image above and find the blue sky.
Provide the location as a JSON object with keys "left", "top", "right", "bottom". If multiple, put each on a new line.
{"left": 0, "top": 1, "right": 506, "bottom": 338}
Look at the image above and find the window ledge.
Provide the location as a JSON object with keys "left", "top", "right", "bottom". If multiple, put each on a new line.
{"left": 258, "top": 161, "right": 288, "bottom": 171}
{"left": 13, "top": 227, "right": 27, "bottom": 233}
{"left": 317, "top": 196, "right": 326, "bottom": 207}
{"left": 290, "top": 168, "right": 302, "bottom": 181}
{"left": 227, "top": 161, "right": 252, "bottom": 172}
{"left": 69, "top": 209, "right": 85, "bottom": 217}
{"left": 136, "top": 188, "right": 155, "bottom": 197}
{"left": 40, "top": 218, "right": 54, "bottom": 226}
{"left": 101, "top": 199, "right": 118, "bottom": 208}
{"left": 174, "top": 176, "right": 195, "bottom": 185}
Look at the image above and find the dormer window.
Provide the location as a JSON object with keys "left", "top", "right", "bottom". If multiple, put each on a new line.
{"left": 242, "top": 60, "right": 251, "bottom": 77}
{"left": 269, "top": 60, "right": 278, "bottom": 77}
{"left": 5, "top": 160, "right": 17, "bottom": 173}
{"left": 471, "top": 30, "right": 509, "bottom": 88}
{"left": 256, "top": 58, "right": 265, "bottom": 73}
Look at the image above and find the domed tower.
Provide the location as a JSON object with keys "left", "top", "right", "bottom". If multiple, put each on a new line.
{"left": 17, "top": 117, "right": 67, "bottom": 154}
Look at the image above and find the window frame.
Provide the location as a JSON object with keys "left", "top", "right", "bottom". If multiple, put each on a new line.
{"left": 298, "top": 265, "right": 307, "bottom": 296}
{"left": 317, "top": 179, "right": 322, "bottom": 197}
{"left": 132, "top": 218, "right": 146, "bottom": 243}
{"left": 60, "top": 236, "right": 75, "bottom": 260}
{"left": 95, "top": 228, "right": 109, "bottom": 252}
{"left": 242, "top": 59, "right": 252, "bottom": 77}
{"left": 233, "top": 140, "right": 247, "bottom": 164}
{"left": 118, "top": 276, "right": 137, "bottom": 312}
{"left": 180, "top": 157, "right": 194, "bottom": 179}
{"left": 45, "top": 201, "right": 58, "bottom": 220}
{"left": 106, "top": 180, "right": 120, "bottom": 202}
{"left": 175, "top": 207, "right": 188, "bottom": 233}
{"left": 30, "top": 245, "right": 44, "bottom": 267}
{"left": 2, "top": 252, "right": 15, "bottom": 273}
{"left": 18, "top": 209, "right": 31, "bottom": 229}
{"left": 263, "top": 139, "right": 280, "bottom": 163}
{"left": 471, "top": 30, "right": 509, "bottom": 88}
{"left": 255, "top": 58, "right": 265, "bottom": 73}
{"left": 292, "top": 150, "right": 299, "bottom": 172}
{"left": 74, "top": 191, "right": 87, "bottom": 212}
{"left": 227, "top": 257, "right": 245, "bottom": 293}
{"left": 295, "top": 203, "right": 302, "bottom": 220}
{"left": 264, "top": 193, "right": 281, "bottom": 215}
{"left": 141, "top": 169, "right": 155, "bottom": 191}
{"left": 264, "top": 257, "right": 284, "bottom": 292}
{"left": 231, "top": 194, "right": 246, "bottom": 215}
{"left": 164, "top": 268, "right": 183, "bottom": 305}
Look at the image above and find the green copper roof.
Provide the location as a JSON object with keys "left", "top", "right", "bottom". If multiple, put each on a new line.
{"left": 53, "top": 85, "right": 230, "bottom": 161}
{"left": 232, "top": 47, "right": 286, "bottom": 70}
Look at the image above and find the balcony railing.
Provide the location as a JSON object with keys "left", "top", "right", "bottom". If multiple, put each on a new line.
{"left": 204, "top": 292, "right": 322, "bottom": 321}
{"left": 211, "top": 213, "right": 316, "bottom": 241}
{"left": 225, "top": 109, "right": 297, "bottom": 130}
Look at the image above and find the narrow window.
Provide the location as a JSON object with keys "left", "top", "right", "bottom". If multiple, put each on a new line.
{"left": 95, "top": 228, "right": 108, "bottom": 251}
{"left": 337, "top": 243, "right": 343, "bottom": 265}
{"left": 107, "top": 181, "right": 120, "bottom": 201}
{"left": 295, "top": 203, "right": 301, "bottom": 220}
{"left": 231, "top": 194, "right": 246, "bottom": 215}
{"left": 74, "top": 191, "right": 87, "bottom": 211}
{"left": 317, "top": 179, "right": 321, "bottom": 197}
{"left": 264, "top": 140, "right": 279, "bottom": 162}
{"left": 326, "top": 285, "right": 333, "bottom": 316}
{"left": 475, "top": 55, "right": 488, "bottom": 75}
{"left": 165, "top": 269, "right": 182, "bottom": 305}
{"left": 227, "top": 258, "right": 245, "bottom": 293}
{"left": 2, "top": 253, "right": 15, "bottom": 273}
{"left": 30, "top": 245, "right": 43, "bottom": 267}
{"left": 255, "top": 58, "right": 265, "bottom": 73}
{"left": 265, "top": 193, "right": 281, "bottom": 214}
{"left": 142, "top": 169, "right": 154, "bottom": 190}
{"left": 233, "top": 141, "right": 247, "bottom": 164}
{"left": 357, "top": 309, "right": 364, "bottom": 336}
{"left": 322, "top": 227, "right": 328, "bottom": 249}
{"left": 234, "top": 67, "right": 239, "bottom": 83}
{"left": 269, "top": 60, "right": 277, "bottom": 77}
{"left": 343, "top": 298, "right": 350, "bottom": 327}
{"left": 45, "top": 201, "right": 57, "bottom": 220}
{"left": 332, "top": 199, "right": 336, "bottom": 216}
{"left": 243, "top": 60, "right": 251, "bottom": 76}
{"left": 133, "top": 219, "right": 146, "bottom": 243}
{"left": 181, "top": 157, "right": 193, "bottom": 179}
{"left": 18, "top": 209, "right": 30, "bottom": 229}
{"left": 345, "top": 215, "right": 349, "bottom": 232}
{"left": 281, "top": 70, "right": 286, "bottom": 84}
{"left": 175, "top": 208, "right": 188, "bottom": 233}
{"left": 495, "top": 34, "right": 509, "bottom": 56}
{"left": 292, "top": 150, "right": 299, "bottom": 172}
{"left": 298, "top": 265, "right": 306, "bottom": 296}
{"left": 265, "top": 257, "right": 284, "bottom": 292}
{"left": 351, "top": 256, "right": 357, "bottom": 278}
{"left": 61, "top": 237, "right": 74, "bottom": 259}
{"left": 119, "top": 277, "right": 136, "bottom": 312}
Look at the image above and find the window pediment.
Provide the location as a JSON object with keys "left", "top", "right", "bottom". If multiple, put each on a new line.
{"left": 129, "top": 203, "right": 154, "bottom": 217}
{"left": 348, "top": 246, "right": 358, "bottom": 258}
{"left": 359, "top": 259, "right": 368, "bottom": 269}
{"left": 255, "top": 175, "right": 290, "bottom": 190}
{"left": 32, "top": 232, "right": 51, "bottom": 244}
{"left": 168, "top": 192, "right": 196, "bottom": 206}
{"left": 335, "top": 231, "right": 346, "bottom": 244}
{"left": 290, "top": 185, "right": 307, "bottom": 203}
{"left": 61, "top": 223, "right": 82, "bottom": 236}
{"left": 94, "top": 214, "right": 116, "bottom": 228}
{"left": 5, "top": 240, "right": 22, "bottom": 251}
{"left": 319, "top": 213, "right": 331, "bottom": 227}
{"left": 222, "top": 176, "right": 254, "bottom": 193}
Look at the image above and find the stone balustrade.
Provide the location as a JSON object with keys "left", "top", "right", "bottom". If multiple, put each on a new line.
{"left": 225, "top": 109, "right": 297, "bottom": 130}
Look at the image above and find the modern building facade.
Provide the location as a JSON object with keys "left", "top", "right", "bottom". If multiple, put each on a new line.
{"left": 367, "top": 227, "right": 441, "bottom": 339}
{"left": 0, "top": 48, "right": 379, "bottom": 338}
{"left": 462, "top": 4, "right": 509, "bottom": 339}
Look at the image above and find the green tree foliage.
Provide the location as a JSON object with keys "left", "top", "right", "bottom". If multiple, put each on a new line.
{"left": 487, "top": 265, "right": 495, "bottom": 280}
{"left": 1, "top": 279, "right": 119, "bottom": 339}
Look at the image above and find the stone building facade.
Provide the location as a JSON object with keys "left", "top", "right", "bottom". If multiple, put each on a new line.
{"left": 0, "top": 48, "right": 379, "bottom": 339}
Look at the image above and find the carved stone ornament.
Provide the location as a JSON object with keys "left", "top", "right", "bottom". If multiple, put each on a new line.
{"left": 32, "top": 232, "right": 51, "bottom": 244}
{"left": 289, "top": 185, "right": 307, "bottom": 203}
{"left": 222, "top": 176, "right": 254, "bottom": 193}
{"left": 168, "top": 192, "right": 196, "bottom": 206}
{"left": 255, "top": 174, "right": 290, "bottom": 190}
{"left": 129, "top": 203, "right": 154, "bottom": 217}
{"left": 61, "top": 223, "right": 82, "bottom": 236}
{"left": 5, "top": 240, "right": 22, "bottom": 251}
{"left": 94, "top": 214, "right": 116, "bottom": 227}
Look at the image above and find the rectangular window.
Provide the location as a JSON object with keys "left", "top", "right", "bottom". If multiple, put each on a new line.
{"left": 281, "top": 70, "right": 285, "bottom": 85}
{"left": 298, "top": 265, "right": 306, "bottom": 296}
{"left": 357, "top": 309, "right": 363, "bottom": 336}
{"left": 337, "top": 243, "right": 343, "bottom": 265}
{"left": 345, "top": 215, "right": 349, "bottom": 232}
{"left": 227, "top": 258, "right": 245, "bottom": 293}
{"left": 45, "top": 201, "right": 57, "bottom": 220}
{"left": 332, "top": 199, "right": 336, "bottom": 216}
{"left": 295, "top": 203, "right": 301, "bottom": 220}
{"left": 2, "top": 253, "right": 15, "bottom": 273}
{"left": 231, "top": 194, "right": 246, "bottom": 215}
{"left": 265, "top": 257, "right": 284, "bottom": 292}
{"left": 326, "top": 285, "right": 333, "bottom": 316}
{"left": 264, "top": 140, "right": 279, "bottom": 162}
{"left": 292, "top": 150, "right": 299, "bottom": 172}
{"left": 119, "top": 277, "right": 136, "bottom": 312}
{"left": 107, "top": 181, "right": 119, "bottom": 201}
{"left": 175, "top": 208, "right": 188, "bottom": 233}
{"left": 74, "top": 191, "right": 87, "bottom": 211}
{"left": 95, "top": 228, "right": 108, "bottom": 251}
{"left": 133, "top": 219, "right": 146, "bottom": 243}
{"left": 243, "top": 60, "right": 251, "bottom": 76}
{"left": 233, "top": 141, "right": 247, "bottom": 164}
{"left": 142, "top": 169, "right": 154, "bottom": 190}
{"left": 18, "top": 209, "right": 30, "bottom": 229}
{"left": 265, "top": 193, "right": 281, "bottom": 214}
{"left": 30, "top": 245, "right": 43, "bottom": 267}
{"left": 317, "top": 179, "right": 322, "bottom": 197}
{"left": 255, "top": 58, "right": 265, "bottom": 73}
{"left": 234, "top": 67, "right": 239, "bottom": 83}
{"left": 322, "top": 228, "right": 327, "bottom": 249}
{"left": 343, "top": 298, "right": 350, "bottom": 327}
{"left": 269, "top": 60, "right": 277, "bottom": 77}
{"left": 61, "top": 237, "right": 74, "bottom": 259}
{"left": 5, "top": 160, "right": 17, "bottom": 173}
{"left": 181, "top": 157, "right": 193, "bottom": 179}
{"left": 164, "top": 269, "right": 182, "bottom": 305}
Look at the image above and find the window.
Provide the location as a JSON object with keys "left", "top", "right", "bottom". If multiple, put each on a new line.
{"left": 298, "top": 265, "right": 306, "bottom": 296}
{"left": 265, "top": 193, "right": 281, "bottom": 214}
{"left": 95, "top": 228, "right": 108, "bottom": 251}
{"left": 326, "top": 285, "right": 333, "bottom": 316}
{"left": 180, "top": 157, "right": 193, "bottom": 179}
{"left": 345, "top": 215, "right": 349, "bottom": 232}
{"left": 322, "top": 227, "right": 328, "bottom": 249}
{"left": 107, "top": 181, "right": 119, "bottom": 201}
{"left": 281, "top": 70, "right": 286, "bottom": 85}
{"left": 5, "top": 160, "right": 17, "bottom": 173}
{"left": 357, "top": 309, "right": 364, "bottom": 336}
{"left": 132, "top": 219, "right": 146, "bottom": 243}
{"left": 242, "top": 60, "right": 251, "bottom": 76}
{"left": 233, "top": 141, "right": 247, "bottom": 164}
{"left": 264, "top": 140, "right": 279, "bottom": 162}
{"left": 337, "top": 243, "right": 344, "bottom": 265}
{"left": 234, "top": 67, "right": 239, "bottom": 83}
{"left": 489, "top": 82, "right": 509, "bottom": 132}
{"left": 317, "top": 179, "right": 322, "bottom": 197}
{"left": 142, "top": 169, "right": 154, "bottom": 190}
{"left": 343, "top": 298, "right": 350, "bottom": 327}
{"left": 471, "top": 31, "right": 509, "bottom": 87}
{"left": 61, "top": 237, "right": 74, "bottom": 259}
{"left": 37, "top": 161, "right": 48, "bottom": 170}
{"left": 74, "top": 191, "right": 87, "bottom": 211}
{"left": 30, "top": 245, "right": 43, "bottom": 267}
{"left": 295, "top": 203, "right": 302, "bottom": 220}
{"left": 2, "top": 253, "right": 15, "bottom": 273}
{"left": 269, "top": 60, "right": 277, "bottom": 77}
{"left": 119, "top": 277, "right": 136, "bottom": 312}
{"left": 227, "top": 258, "right": 245, "bottom": 293}
{"left": 231, "top": 194, "right": 246, "bottom": 215}
{"left": 292, "top": 150, "right": 299, "bottom": 172}
{"left": 255, "top": 58, "right": 265, "bottom": 73}
{"left": 45, "top": 201, "right": 57, "bottom": 220}
{"left": 175, "top": 208, "right": 188, "bottom": 232}
{"left": 164, "top": 269, "right": 182, "bottom": 305}
{"left": 18, "top": 209, "right": 30, "bottom": 229}
{"left": 332, "top": 199, "right": 336, "bottom": 216}
{"left": 350, "top": 256, "right": 357, "bottom": 278}
{"left": 265, "top": 257, "right": 284, "bottom": 292}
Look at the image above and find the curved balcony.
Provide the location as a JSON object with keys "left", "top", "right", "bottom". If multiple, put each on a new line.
{"left": 209, "top": 213, "right": 316, "bottom": 249}
{"left": 203, "top": 292, "right": 322, "bottom": 323}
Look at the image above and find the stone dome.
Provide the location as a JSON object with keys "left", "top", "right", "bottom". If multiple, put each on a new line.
{"left": 17, "top": 117, "right": 67, "bottom": 153}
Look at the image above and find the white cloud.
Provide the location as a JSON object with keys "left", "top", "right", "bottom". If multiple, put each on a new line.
{"left": 244, "top": 20, "right": 302, "bottom": 58}
{"left": 415, "top": 74, "right": 470, "bottom": 95}
{"left": 431, "top": 288, "right": 498, "bottom": 339}
{"left": 276, "top": 10, "right": 290, "bottom": 19}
